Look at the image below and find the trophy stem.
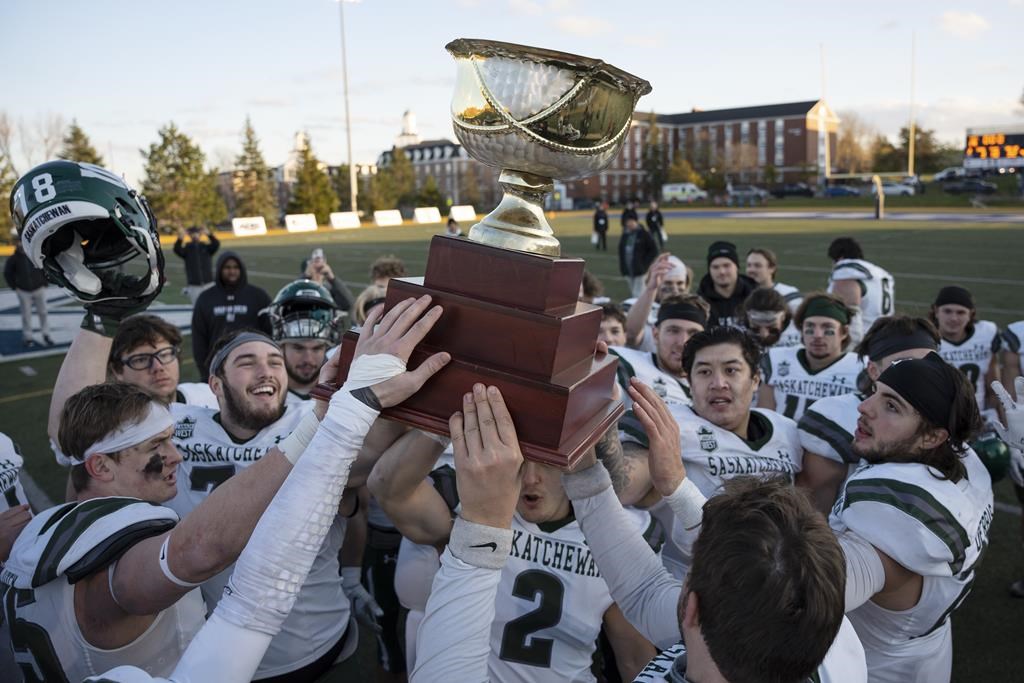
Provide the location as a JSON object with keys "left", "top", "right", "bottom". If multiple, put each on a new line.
{"left": 467, "top": 169, "right": 561, "bottom": 257}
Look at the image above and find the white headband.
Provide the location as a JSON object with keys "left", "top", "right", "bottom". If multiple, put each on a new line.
{"left": 80, "top": 403, "right": 174, "bottom": 462}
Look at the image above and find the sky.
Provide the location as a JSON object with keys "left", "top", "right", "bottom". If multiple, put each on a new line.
{"left": 2, "top": 0, "right": 1023, "bottom": 186}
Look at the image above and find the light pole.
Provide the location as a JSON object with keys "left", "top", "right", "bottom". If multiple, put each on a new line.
{"left": 338, "top": 0, "right": 358, "bottom": 213}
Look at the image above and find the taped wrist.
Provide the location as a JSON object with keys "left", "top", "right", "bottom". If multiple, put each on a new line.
{"left": 448, "top": 516, "right": 512, "bottom": 570}
{"left": 664, "top": 478, "right": 707, "bottom": 530}
{"left": 345, "top": 353, "right": 406, "bottom": 390}
{"left": 278, "top": 409, "right": 321, "bottom": 465}
{"left": 561, "top": 461, "right": 613, "bottom": 500}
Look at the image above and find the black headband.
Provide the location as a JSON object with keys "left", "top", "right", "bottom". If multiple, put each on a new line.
{"left": 865, "top": 328, "right": 938, "bottom": 361}
{"left": 877, "top": 352, "right": 956, "bottom": 428}
{"left": 657, "top": 302, "right": 707, "bottom": 328}
{"left": 933, "top": 286, "right": 974, "bottom": 310}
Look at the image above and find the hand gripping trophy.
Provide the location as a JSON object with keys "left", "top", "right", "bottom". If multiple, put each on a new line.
{"left": 317, "top": 39, "right": 651, "bottom": 468}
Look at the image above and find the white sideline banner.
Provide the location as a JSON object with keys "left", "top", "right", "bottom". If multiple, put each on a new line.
{"left": 374, "top": 210, "right": 403, "bottom": 227}
{"left": 414, "top": 207, "right": 443, "bottom": 224}
{"left": 330, "top": 212, "right": 361, "bottom": 229}
{"left": 285, "top": 213, "right": 318, "bottom": 232}
{"left": 449, "top": 205, "right": 476, "bottom": 222}
{"left": 231, "top": 216, "right": 267, "bottom": 237}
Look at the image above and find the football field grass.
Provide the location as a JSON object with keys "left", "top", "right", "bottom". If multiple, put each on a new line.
{"left": 1, "top": 210, "right": 1022, "bottom": 681}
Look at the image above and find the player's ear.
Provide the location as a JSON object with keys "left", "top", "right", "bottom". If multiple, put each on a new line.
{"left": 866, "top": 361, "right": 881, "bottom": 382}
{"left": 209, "top": 373, "right": 223, "bottom": 397}
{"left": 84, "top": 453, "right": 116, "bottom": 482}
{"left": 919, "top": 426, "right": 949, "bottom": 451}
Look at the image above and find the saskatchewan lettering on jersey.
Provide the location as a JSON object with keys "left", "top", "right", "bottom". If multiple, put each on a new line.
{"left": 705, "top": 452, "right": 798, "bottom": 479}
{"left": 509, "top": 528, "right": 599, "bottom": 578}
{"left": 771, "top": 377, "right": 855, "bottom": 399}
{"left": 177, "top": 441, "right": 281, "bottom": 463}
{"left": 939, "top": 346, "right": 992, "bottom": 362}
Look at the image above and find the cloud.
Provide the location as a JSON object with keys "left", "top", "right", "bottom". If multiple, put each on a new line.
{"left": 850, "top": 96, "right": 1019, "bottom": 143}
{"left": 555, "top": 15, "right": 612, "bottom": 37}
{"left": 508, "top": 0, "right": 543, "bottom": 15}
{"left": 878, "top": 20, "right": 899, "bottom": 30}
{"left": 622, "top": 33, "right": 664, "bottom": 49}
{"left": 246, "top": 97, "right": 292, "bottom": 108}
{"left": 939, "top": 11, "right": 990, "bottom": 39}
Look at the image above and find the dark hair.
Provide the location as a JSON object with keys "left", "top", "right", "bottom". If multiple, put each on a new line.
{"left": 914, "top": 363, "right": 982, "bottom": 482}
{"left": 682, "top": 326, "right": 762, "bottom": 378}
{"left": 855, "top": 316, "right": 940, "bottom": 362}
{"left": 109, "top": 314, "right": 182, "bottom": 373}
{"left": 687, "top": 476, "right": 845, "bottom": 683}
{"left": 600, "top": 303, "right": 626, "bottom": 327}
{"left": 370, "top": 255, "right": 407, "bottom": 281}
{"left": 927, "top": 304, "right": 977, "bottom": 338}
{"left": 581, "top": 270, "right": 604, "bottom": 300}
{"left": 746, "top": 247, "right": 778, "bottom": 272}
{"left": 737, "top": 288, "right": 791, "bottom": 328}
{"left": 62, "top": 383, "right": 153, "bottom": 493}
{"left": 827, "top": 237, "right": 864, "bottom": 261}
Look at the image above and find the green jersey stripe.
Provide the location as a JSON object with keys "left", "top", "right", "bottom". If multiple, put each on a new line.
{"left": 66, "top": 519, "right": 176, "bottom": 584}
{"left": 799, "top": 411, "right": 857, "bottom": 463}
{"left": 843, "top": 478, "right": 969, "bottom": 573}
{"left": 618, "top": 411, "right": 650, "bottom": 449}
{"left": 1003, "top": 328, "right": 1021, "bottom": 353}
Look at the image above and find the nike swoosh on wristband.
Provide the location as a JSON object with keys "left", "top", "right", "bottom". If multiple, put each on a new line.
{"left": 470, "top": 542, "right": 497, "bottom": 552}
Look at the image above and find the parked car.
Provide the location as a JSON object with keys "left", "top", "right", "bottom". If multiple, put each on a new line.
{"left": 942, "top": 179, "right": 997, "bottom": 195}
{"left": 824, "top": 185, "right": 861, "bottom": 198}
{"left": 933, "top": 166, "right": 966, "bottom": 182}
{"left": 871, "top": 181, "right": 916, "bottom": 197}
{"left": 770, "top": 183, "right": 814, "bottom": 198}
{"left": 727, "top": 185, "right": 769, "bottom": 203}
{"left": 662, "top": 182, "right": 708, "bottom": 203}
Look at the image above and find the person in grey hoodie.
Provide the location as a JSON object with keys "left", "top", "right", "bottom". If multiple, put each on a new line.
{"left": 191, "top": 251, "right": 272, "bottom": 379}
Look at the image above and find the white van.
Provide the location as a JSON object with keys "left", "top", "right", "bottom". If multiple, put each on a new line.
{"left": 662, "top": 182, "right": 708, "bottom": 203}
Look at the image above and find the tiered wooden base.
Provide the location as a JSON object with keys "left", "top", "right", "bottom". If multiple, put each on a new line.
{"left": 312, "top": 236, "right": 623, "bottom": 469}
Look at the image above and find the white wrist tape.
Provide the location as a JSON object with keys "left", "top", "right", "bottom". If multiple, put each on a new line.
{"left": 82, "top": 403, "right": 173, "bottom": 462}
{"left": 159, "top": 536, "right": 203, "bottom": 588}
{"left": 278, "top": 409, "right": 321, "bottom": 465}
{"left": 344, "top": 353, "right": 406, "bottom": 391}
{"left": 418, "top": 429, "right": 452, "bottom": 449}
{"left": 664, "top": 478, "right": 707, "bottom": 530}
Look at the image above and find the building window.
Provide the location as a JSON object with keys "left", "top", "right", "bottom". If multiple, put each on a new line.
{"left": 679, "top": 128, "right": 686, "bottom": 155}
{"left": 774, "top": 119, "right": 784, "bottom": 167}
{"left": 710, "top": 126, "right": 718, "bottom": 165}
{"left": 740, "top": 121, "right": 749, "bottom": 146}
{"left": 757, "top": 120, "right": 767, "bottom": 166}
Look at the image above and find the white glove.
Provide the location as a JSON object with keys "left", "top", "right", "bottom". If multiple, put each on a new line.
{"left": 992, "top": 378, "right": 1024, "bottom": 452}
{"left": 341, "top": 566, "right": 383, "bottom": 634}
{"left": 1009, "top": 448, "right": 1024, "bottom": 489}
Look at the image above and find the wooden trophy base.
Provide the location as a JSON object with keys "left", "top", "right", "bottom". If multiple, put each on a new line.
{"left": 312, "top": 236, "right": 623, "bottom": 470}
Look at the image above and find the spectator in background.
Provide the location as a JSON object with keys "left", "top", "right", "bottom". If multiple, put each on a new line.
{"left": 697, "top": 240, "right": 758, "bottom": 328}
{"left": 302, "top": 247, "right": 354, "bottom": 311}
{"left": 599, "top": 303, "right": 628, "bottom": 347}
{"left": 745, "top": 247, "right": 802, "bottom": 312}
{"left": 445, "top": 217, "right": 463, "bottom": 237}
{"left": 645, "top": 200, "right": 666, "bottom": 251}
{"left": 3, "top": 242, "right": 51, "bottom": 347}
{"left": 620, "top": 199, "right": 638, "bottom": 229}
{"left": 618, "top": 217, "right": 659, "bottom": 298}
{"left": 173, "top": 225, "right": 220, "bottom": 304}
{"left": 370, "top": 254, "right": 407, "bottom": 288}
{"left": 579, "top": 270, "right": 609, "bottom": 305}
{"left": 191, "top": 251, "right": 272, "bottom": 380}
{"left": 353, "top": 285, "right": 388, "bottom": 327}
{"left": 593, "top": 201, "right": 609, "bottom": 251}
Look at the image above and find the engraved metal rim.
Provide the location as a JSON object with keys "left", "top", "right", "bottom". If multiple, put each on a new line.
{"left": 445, "top": 38, "right": 652, "bottom": 96}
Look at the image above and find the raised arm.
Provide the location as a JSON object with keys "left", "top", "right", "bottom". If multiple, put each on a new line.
{"left": 48, "top": 328, "right": 112, "bottom": 443}
{"left": 625, "top": 254, "right": 671, "bottom": 347}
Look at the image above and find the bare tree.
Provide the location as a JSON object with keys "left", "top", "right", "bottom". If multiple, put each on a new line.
{"left": 835, "top": 110, "right": 877, "bottom": 173}
{"left": 0, "top": 111, "right": 17, "bottom": 176}
{"left": 15, "top": 113, "right": 66, "bottom": 168}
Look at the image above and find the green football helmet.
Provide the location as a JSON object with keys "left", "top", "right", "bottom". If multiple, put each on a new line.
{"left": 268, "top": 279, "right": 343, "bottom": 344}
{"left": 971, "top": 432, "right": 1010, "bottom": 483}
{"left": 10, "top": 160, "right": 163, "bottom": 304}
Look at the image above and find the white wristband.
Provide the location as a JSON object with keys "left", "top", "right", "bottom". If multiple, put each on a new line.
{"left": 278, "top": 409, "right": 321, "bottom": 465}
{"left": 664, "top": 478, "right": 707, "bottom": 530}
{"left": 159, "top": 536, "right": 203, "bottom": 588}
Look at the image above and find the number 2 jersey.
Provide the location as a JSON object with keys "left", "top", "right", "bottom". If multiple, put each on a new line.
{"left": 828, "top": 258, "right": 894, "bottom": 331}
{"left": 761, "top": 347, "right": 862, "bottom": 422}
{"left": 165, "top": 402, "right": 353, "bottom": 679}
{"left": 937, "top": 320, "right": 1001, "bottom": 412}
{"left": 830, "top": 452, "right": 993, "bottom": 673}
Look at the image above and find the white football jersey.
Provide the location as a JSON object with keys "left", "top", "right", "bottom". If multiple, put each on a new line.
{"left": 937, "top": 320, "right": 1001, "bottom": 410}
{"left": 174, "top": 382, "right": 218, "bottom": 409}
{"left": 0, "top": 498, "right": 205, "bottom": 682}
{"left": 1002, "top": 320, "right": 1024, "bottom": 372}
{"left": 828, "top": 258, "right": 895, "bottom": 330}
{"left": 611, "top": 346, "right": 692, "bottom": 410}
{"left": 776, "top": 321, "right": 802, "bottom": 348}
{"left": 830, "top": 451, "right": 993, "bottom": 680}
{"left": 798, "top": 392, "right": 865, "bottom": 467}
{"left": 167, "top": 402, "right": 352, "bottom": 679}
{"left": 621, "top": 298, "right": 659, "bottom": 353}
{"left": 761, "top": 347, "right": 863, "bottom": 421}
{"left": 0, "top": 433, "right": 27, "bottom": 511}
{"left": 632, "top": 616, "right": 866, "bottom": 682}
{"left": 773, "top": 281, "right": 803, "bottom": 312}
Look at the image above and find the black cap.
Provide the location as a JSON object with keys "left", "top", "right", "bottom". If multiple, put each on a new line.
{"left": 707, "top": 240, "right": 739, "bottom": 267}
{"left": 933, "top": 286, "right": 974, "bottom": 310}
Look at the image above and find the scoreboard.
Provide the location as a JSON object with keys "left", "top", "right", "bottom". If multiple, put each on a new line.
{"left": 964, "top": 127, "right": 1024, "bottom": 170}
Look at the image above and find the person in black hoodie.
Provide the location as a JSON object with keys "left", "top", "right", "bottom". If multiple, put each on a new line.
{"left": 620, "top": 199, "right": 639, "bottom": 229}
{"left": 697, "top": 241, "right": 758, "bottom": 328}
{"left": 191, "top": 251, "right": 272, "bottom": 380}
{"left": 645, "top": 200, "right": 665, "bottom": 251}
{"left": 3, "top": 242, "right": 51, "bottom": 347}
{"left": 173, "top": 225, "right": 220, "bottom": 304}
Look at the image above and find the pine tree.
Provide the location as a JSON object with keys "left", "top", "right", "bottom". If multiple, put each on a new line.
{"left": 642, "top": 112, "right": 667, "bottom": 200}
{"left": 140, "top": 122, "right": 226, "bottom": 231}
{"left": 370, "top": 147, "right": 417, "bottom": 210}
{"left": 0, "top": 153, "right": 17, "bottom": 239}
{"left": 59, "top": 120, "right": 104, "bottom": 165}
{"left": 417, "top": 175, "right": 445, "bottom": 211}
{"left": 287, "top": 137, "right": 338, "bottom": 225}
{"left": 234, "top": 118, "right": 278, "bottom": 226}
{"left": 331, "top": 164, "right": 352, "bottom": 211}
{"left": 459, "top": 163, "right": 482, "bottom": 208}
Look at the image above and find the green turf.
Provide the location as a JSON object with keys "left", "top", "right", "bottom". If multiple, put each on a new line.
{"left": 2, "top": 212, "right": 1023, "bottom": 681}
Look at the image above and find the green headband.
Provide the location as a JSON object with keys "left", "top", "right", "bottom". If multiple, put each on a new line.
{"left": 803, "top": 298, "right": 850, "bottom": 324}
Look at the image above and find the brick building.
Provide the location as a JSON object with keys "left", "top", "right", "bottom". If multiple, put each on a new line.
{"left": 566, "top": 99, "right": 839, "bottom": 203}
